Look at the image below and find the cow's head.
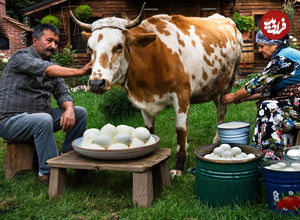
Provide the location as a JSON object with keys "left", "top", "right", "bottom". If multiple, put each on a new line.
{"left": 70, "top": 2, "right": 156, "bottom": 94}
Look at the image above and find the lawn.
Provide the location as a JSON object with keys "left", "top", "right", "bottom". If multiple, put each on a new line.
{"left": 0, "top": 89, "right": 298, "bottom": 220}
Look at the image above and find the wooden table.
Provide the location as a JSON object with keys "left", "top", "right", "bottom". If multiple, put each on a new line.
{"left": 47, "top": 148, "right": 171, "bottom": 207}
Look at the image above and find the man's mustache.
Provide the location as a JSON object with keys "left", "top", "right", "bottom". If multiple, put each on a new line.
{"left": 47, "top": 48, "right": 55, "bottom": 53}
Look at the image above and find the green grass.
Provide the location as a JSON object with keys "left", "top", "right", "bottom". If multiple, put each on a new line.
{"left": 0, "top": 91, "right": 297, "bottom": 219}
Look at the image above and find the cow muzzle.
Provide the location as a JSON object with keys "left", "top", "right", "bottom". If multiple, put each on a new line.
{"left": 88, "top": 79, "right": 110, "bottom": 94}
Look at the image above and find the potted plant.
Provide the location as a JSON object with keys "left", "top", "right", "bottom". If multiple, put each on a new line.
{"left": 75, "top": 4, "right": 92, "bottom": 22}
{"left": 231, "top": 12, "right": 257, "bottom": 40}
{"left": 41, "top": 15, "right": 60, "bottom": 28}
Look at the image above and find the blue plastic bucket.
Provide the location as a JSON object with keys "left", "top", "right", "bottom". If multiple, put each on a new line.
{"left": 261, "top": 161, "right": 300, "bottom": 215}
{"left": 217, "top": 121, "right": 250, "bottom": 145}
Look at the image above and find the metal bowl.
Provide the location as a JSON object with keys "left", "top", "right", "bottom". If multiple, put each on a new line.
{"left": 72, "top": 134, "right": 160, "bottom": 160}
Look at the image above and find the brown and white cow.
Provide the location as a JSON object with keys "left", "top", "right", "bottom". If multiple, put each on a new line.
{"left": 70, "top": 3, "right": 243, "bottom": 176}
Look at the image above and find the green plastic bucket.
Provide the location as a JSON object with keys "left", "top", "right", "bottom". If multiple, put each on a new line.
{"left": 193, "top": 143, "right": 264, "bottom": 207}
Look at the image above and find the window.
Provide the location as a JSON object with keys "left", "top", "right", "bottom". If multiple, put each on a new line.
{"left": 0, "top": 35, "right": 9, "bottom": 50}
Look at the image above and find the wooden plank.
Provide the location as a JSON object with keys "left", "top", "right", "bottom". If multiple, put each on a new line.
{"left": 132, "top": 170, "right": 153, "bottom": 207}
{"left": 4, "top": 142, "right": 35, "bottom": 180}
{"left": 47, "top": 148, "right": 171, "bottom": 172}
{"left": 49, "top": 168, "right": 66, "bottom": 199}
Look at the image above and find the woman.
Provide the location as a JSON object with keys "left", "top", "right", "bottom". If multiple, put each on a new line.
{"left": 222, "top": 30, "right": 300, "bottom": 160}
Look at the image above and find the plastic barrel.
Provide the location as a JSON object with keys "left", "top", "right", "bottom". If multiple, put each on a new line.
{"left": 240, "top": 40, "right": 254, "bottom": 75}
{"left": 194, "top": 144, "right": 264, "bottom": 207}
{"left": 217, "top": 121, "right": 250, "bottom": 145}
{"left": 261, "top": 161, "right": 300, "bottom": 215}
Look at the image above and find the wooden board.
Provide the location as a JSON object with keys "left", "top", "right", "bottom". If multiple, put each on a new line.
{"left": 47, "top": 148, "right": 171, "bottom": 172}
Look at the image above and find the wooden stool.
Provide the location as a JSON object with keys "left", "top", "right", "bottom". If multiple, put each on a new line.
{"left": 4, "top": 139, "right": 37, "bottom": 180}
{"left": 294, "top": 122, "right": 300, "bottom": 146}
{"left": 47, "top": 148, "right": 171, "bottom": 207}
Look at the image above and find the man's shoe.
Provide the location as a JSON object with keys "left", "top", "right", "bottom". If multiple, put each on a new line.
{"left": 38, "top": 174, "right": 50, "bottom": 184}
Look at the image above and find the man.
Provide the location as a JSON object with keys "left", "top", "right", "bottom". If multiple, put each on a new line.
{"left": 222, "top": 30, "right": 300, "bottom": 160}
{"left": 0, "top": 23, "right": 92, "bottom": 183}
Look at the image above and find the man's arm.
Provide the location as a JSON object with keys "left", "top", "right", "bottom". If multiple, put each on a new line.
{"left": 45, "top": 61, "right": 92, "bottom": 78}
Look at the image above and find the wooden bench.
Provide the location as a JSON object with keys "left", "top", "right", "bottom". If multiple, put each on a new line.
{"left": 4, "top": 139, "right": 37, "bottom": 180}
{"left": 47, "top": 148, "right": 171, "bottom": 207}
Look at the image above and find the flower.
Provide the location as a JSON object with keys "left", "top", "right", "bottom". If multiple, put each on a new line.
{"left": 274, "top": 192, "right": 300, "bottom": 212}
{"left": 2, "top": 58, "right": 8, "bottom": 63}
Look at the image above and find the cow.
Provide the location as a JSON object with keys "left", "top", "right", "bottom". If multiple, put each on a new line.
{"left": 70, "top": 3, "right": 243, "bottom": 176}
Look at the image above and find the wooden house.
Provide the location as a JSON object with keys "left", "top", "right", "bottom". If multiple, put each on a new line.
{"left": 22, "top": 0, "right": 300, "bottom": 73}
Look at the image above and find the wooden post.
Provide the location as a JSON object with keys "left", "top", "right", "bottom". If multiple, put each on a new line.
{"left": 132, "top": 170, "right": 153, "bottom": 207}
{"left": 49, "top": 168, "right": 66, "bottom": 199}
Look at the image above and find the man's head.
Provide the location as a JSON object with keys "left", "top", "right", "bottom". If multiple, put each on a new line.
{"left": 255, "top": 29, "right": 288, "bottom": 59}
{"left": 32, "top": 24, "right": 60, "bottom": 60}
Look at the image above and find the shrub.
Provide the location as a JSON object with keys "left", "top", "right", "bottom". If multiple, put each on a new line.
{"left": 52, "top": 46, "right": 88, "bottom": 87}
{"left": 41, "top": 15, "right": 60, "bottom": 28}
{"left": 231, "top": 12, "right": 257, "bottom": 32}
{"left": 75, "top": 5, "right": 92, "bottom": 22}
{"left": 99, "top": 86, "right": 139, "bottom": 120}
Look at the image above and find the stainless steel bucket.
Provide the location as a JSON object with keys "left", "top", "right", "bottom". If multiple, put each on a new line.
{"left": 217, "top": 121, "right": 250, "bottom": 145}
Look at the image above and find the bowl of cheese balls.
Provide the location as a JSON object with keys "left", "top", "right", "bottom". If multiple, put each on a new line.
{"left": 72, "top": 123, "right": 160, "bottom": 160}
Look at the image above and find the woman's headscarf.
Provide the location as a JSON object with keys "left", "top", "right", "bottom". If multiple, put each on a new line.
{"left": 255, "top": 29, "right": 290, "bottom": 58}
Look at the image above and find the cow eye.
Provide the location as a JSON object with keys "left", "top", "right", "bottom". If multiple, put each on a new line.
{"left": 116, "top": 44, "right": 123, "bottom": 50}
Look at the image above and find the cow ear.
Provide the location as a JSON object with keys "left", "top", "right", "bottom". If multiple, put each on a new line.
{"left": 82, "top": 31, "right": 92, "bottom": 40}
{"left": 126, "top": 32, "right": 156, "bottom": 47}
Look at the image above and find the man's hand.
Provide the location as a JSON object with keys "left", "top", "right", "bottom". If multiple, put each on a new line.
{"left": 80, "top": 61, "right": 93, "bottom": 75}
{"left": 61, "top": 102, "right": 75, "bottom": 131}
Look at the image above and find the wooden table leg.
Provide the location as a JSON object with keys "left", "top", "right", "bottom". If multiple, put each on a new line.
{"left": 132, "top": 170, "right": 153, "bottom": 207}
{"left": 153, "top": 160, "right": 171, "bottom": 189}
{"left": 49, "top": 168, "right": 66, "bottom": 199}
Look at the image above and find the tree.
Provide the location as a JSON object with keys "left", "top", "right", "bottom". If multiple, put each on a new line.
{"left": 5, "top": 0, "right": 42, "bottom": 22}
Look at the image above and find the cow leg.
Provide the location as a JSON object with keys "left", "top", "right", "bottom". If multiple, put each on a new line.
{"left": 170, "top": 103, "right": 189, "bottom": 177}
{"left": 213, "top": 95, "right": 227, "bottom": 143}
{"left": 141, "top": 110, "right": 155, "bottom": 134}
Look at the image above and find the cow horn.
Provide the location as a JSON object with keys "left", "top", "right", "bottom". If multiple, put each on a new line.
{"left": 125, "top": 2, "right": 146, "bottom": 29}
{"left": 70, "top": 10, "right": 92, "bottom": 30}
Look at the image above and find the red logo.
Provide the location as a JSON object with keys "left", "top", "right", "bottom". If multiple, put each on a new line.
{"left": 260, "top": 10, "right": 290, "bottom": 40}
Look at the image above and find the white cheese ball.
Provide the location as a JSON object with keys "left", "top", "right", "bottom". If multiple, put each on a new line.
{"left": 231, "top": 147, "right": 242, "bottom": 155}
{"left": 117, "top": 125, "right": 134, "bottom": 135}
{"left": 92, "top": 134, "right": 112, "bottom": 148}
{"left": 277, "top": 162, "right": 287, "bottom": 168}
{"left": 129, "top": 138, "right": 145, "bottom": 148}
{"left": 265, "top": 166, "right": 272, "bottom": 170}
{"left": 83, "top": 128, "right": 101, "bottom": 137}
{"left": 108, "top": 143, "right": 129, "bottom": 150}
{"left": 100, "top": 123, "right": 118, "bottom": 138}
{"left": 82, "top": 143, "right": 106, "bottom": 150}
{"left": 291, "top": 162, "right": 300, "bottom": 170}
{"left": 213, "top": 147, "right": 223, "bottom": 155}
{"left": 132, "top": 127, "right": 151, "bottom": 142}
{"left": 222, "top": 150, "right": 232, "bottom": 158}
{"left": 235, "top": 153, "right": 247, "bottom": 160}
{"left": 113, "top": 133, "right": 132, "bottom": 145}
{"left": 287, "top": 149, "right": 300, "bottom": 157}
{"left": 219, "top": 144, "right": 231, "bottom": 151}
{"left": 204, "top": 154, "right": 212, "bottom": 159}
{"left": 82, "top": 129, "right": 101, "bottom": 146}
{"left": 270, "top": 164, "right": 281, "bottom": 170}
{"left": 145, "top": 135, "right": 156, "bottom": 145}
{"left": 246, "top": 153, "right": 256, "bottom": 159}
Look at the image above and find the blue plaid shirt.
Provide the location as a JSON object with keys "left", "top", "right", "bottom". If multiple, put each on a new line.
{"left": 0, "top": 46, "right": 73, "bottom": 122}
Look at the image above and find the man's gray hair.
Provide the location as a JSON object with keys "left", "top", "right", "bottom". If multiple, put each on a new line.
{"left": 33, "top": 23, "right": 60, "bottom": 40}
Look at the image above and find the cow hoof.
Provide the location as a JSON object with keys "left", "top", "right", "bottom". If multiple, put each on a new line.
{"left": 170, "top": 169, "right": 183, "bottom": 178}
